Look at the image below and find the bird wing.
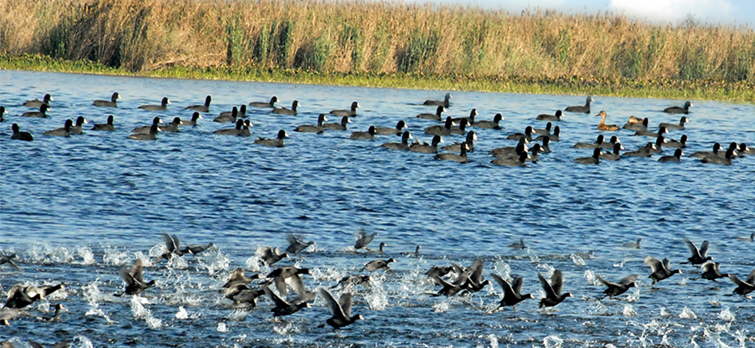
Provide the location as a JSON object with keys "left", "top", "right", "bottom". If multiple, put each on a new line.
{"left": 318, "top": 288, "right": 346, "bottom": 319}
{"left": 7, "top": 259, "right": 21, "bottom": 272}
{"left": 338, "top": 293, "right": 353, "bottom": 318}
{"left": 6, "top": 285, "right": 23, "bottom": 302}
{"left": 683, "top": 238, "right": 701, "bottom": 257}
{"left": 256, "top": 246, "right": 273, "bottom": 259}
{"left": 644, "top": 256, "right": 662, "bottom": 272}
{"left": 551, "top": 270, "right": 564, "bottom": 295}
{"left": 700, "top": 262, "right": 714, "bottom": 273}
{"left": 274, "top": 275, "right": 288, "bottom": 296}
{"left": 119, "top": 265, "right": 136, "bottom": 286}
{"left": 537, "top": 272, "right": 557, "bottom": 298}
{"left": 291, "top": 290, "right": 316, "bottom": 305}
{"left": 262, "top": 286, "right": 289, "bottom": 307}
{"left": 729, "top": 274, "right": 748, "bottom": 287}
{"left": 745, "top": 270, "right": 755, "bottom": 285}
{"left": 512, "top": 277, "right": 525, "bottom": 295}
{"left": 0, "top": 308, "right": 20, "bottom": 321}
{"left": 662, "top": 258, "right": 672, "bottom": 272}
{"left": 161, "top": 233, "right": 178, "bottom": 252}
{"left": 131, "top": 258, "right": 145, "bottom": 283}
{"left": 596, "top": 275, "right": 619, "bottom": 288}
{"left": 286, "top": 233, "right": 301, "bottom": 246}
{"left": 699, "top": 241, "right": 710, "bottom": 257}
{"left": 468, "top": 258, "right": 484, "bottom": 285}
{"left": 490, "top": 273, "right": 515, "bottom": 299}
{"left": 618, "top": 275, "right": 639, "bottom": 286}
{"left": 288, "top": 274, "right": 307, "bottom": 295}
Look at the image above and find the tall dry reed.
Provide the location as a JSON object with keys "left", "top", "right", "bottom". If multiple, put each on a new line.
{"left": 1, "top": 0, "right": 754, "bottom": 83}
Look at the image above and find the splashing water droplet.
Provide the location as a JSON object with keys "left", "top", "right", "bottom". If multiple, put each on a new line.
{"left": 623, "top": 305, "right": 637, "bottom": 317}
{"left": 570, "top": 254, "right": 586, "bottom": 266}
{"left": 217, "top": 322, "right": 228, "bottom": 332}
{"left": 680, "top": 307, "right": 697, "bottom": 319}
{"left": 718, "top": 307, "right": 735, "bottom": 322}
{"left": 176, "top": 306, "right": 189, "bottom": 320}
{"left": 543, "top": 335, "right": 563, "bottom": 348}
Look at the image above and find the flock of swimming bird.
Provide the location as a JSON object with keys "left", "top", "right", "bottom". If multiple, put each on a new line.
{"left": 2, "top": 90, "right": 753, "bottom": 346}
{"left": 5, "top": 91, "right": 753, "bottom": 167}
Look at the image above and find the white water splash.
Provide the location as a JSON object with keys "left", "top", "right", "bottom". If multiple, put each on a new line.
{"left": 493, "top": 260, "right": 511, "bottom": 281}
{"left": 588, "top": 300, "right": 608, "bottom": 315}
{"left": 680, "top": 307, "right": 698, "bottom": 319}
{"left": 659, "top": 307, "right": 670, "bottom": 317}
{"left": 103, "top": 246, "right": 130, "bottom": 266}
{"left": 537, "top": 264, "right": 555, "bottom": 277}
{"left": 82, "top": 280, "right": 112, "bottom": 323}
{"left": 719, "top": 307, "right": 736, "bottom": 322}
{"left": 175, "top": 306, "right": 189, "bottom": 319}
{"left": 626, "top": 288, "right": 640, "bottom": 302}
{"left": 661, "top": 333, "right": 672, "bottom": 346}
{"left": 217, "top": 322, "right": 228, "bottom": 332}
{"left": 73, "top": 335, "right": 95, "bottom": 348}
{"left": 167, "top": 255, "right": 189, "bottom": 270}
{"left": 227, "top": 309, "right": 247, "bottom": 321}
{"left": 528, "top": 251, "right": 540, "bottom": 265}
{"left": 146, "top": 316, "right": 162, "bottom": 329}
{"left": 432, "top": 300, "right": 450, "bottom": 313}
{"left": 76, "top": 246, "right": 96, "bottom": 265}
{"left": 148, "top": 243, "right": 167, "bottom": 259}
{"left": 622, "top": 305, "right": 637, "bottom": 317}
{"left": 365, "top": 279, "right": 389, "bottom": 310}
{"left": 130, "top": 296, "right": 162, "bottom": 328}
{"left": 570, "top": 254, "right": 586, "bottom": 266}
{"left": 613, "top": 259, "right": 626, "bottom": 268}
{"left": 197, "top": 249, "right": 231, "bottom": 276}
{"left": 488, "top": 334, "right": 499, "bottom": 348}
{"left": 272, "top": 321, "right": 300, "bottom": 335}
{"left": 27, "top": 244, "right": 75, "bottom": 264}
{"left": 583, "top": 270, "right": 599, "bottom": 285}
{"left": 543, "top": 335, "right": 563, "bottom": 348}
{"left": 709, "top": 296, "right": 722, "bottom": 306}
{"left": 244, "top": 256, "right": 261, "bottom": 272}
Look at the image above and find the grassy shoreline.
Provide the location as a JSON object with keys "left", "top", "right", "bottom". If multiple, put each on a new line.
{"left": 2, "top": 54, "right": 754, "bottom": 102}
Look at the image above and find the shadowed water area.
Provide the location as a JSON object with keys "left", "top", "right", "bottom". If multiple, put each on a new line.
{"left": 1, "top": 70, "right": 754, "bottom": 347}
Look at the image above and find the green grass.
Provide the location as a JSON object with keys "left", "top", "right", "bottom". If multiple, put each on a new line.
{"left": 2, "top": 54, "right": 754, "bottom": 102}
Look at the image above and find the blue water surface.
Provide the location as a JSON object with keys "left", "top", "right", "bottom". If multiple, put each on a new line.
{"left": 0, "top": 70, "right": 754, "bottom": 347}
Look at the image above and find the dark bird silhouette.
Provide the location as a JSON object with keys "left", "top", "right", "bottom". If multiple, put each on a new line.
{"left": 223, "top": 267, "right": 262, "bottom": 289}
{"left": 682, "top": 238, "right": 712, "bottom": 265}
{"left": 537, "top": 270, "right": 573, "bottom": 308}
{"left": 693, "top": 262, "right": 728, "bottom": 282}
{"left": 362, "top": 258, "right": 395, "bottom": 272}
{"left": 490, "top": 274, "right": 534, "bottom": 311}
{"left": 729, "top": 270, "right": 755, "bottom": 297}
{"left": 267, "top": 266, "right": 311, "bottom": 296}
{"left": 319, "top": 288, "right": 363, "bottom": 330}
{"left": 354, "top": 229, "right": 378, "bottom": 250}
{"left": 285, "top": 233, "right": 314, "bottom": 255}
{"left": 644, "top": 256, "right": 682, "bottom": 285}
{"left": 597, "top": 274, "right": 638, "bottom": 299}
{"left": 256, "top": 246, "right": 289, "bottom": 266}
{"left": 115, "top": 258, "right": 155, "bottom": 296}
{"left": 263, "top": 286, "right": 315, "bottom": 317}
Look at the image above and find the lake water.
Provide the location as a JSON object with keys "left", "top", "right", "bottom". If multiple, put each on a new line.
{"left": 1, "top": 69, "right": 754, "bottom": 347}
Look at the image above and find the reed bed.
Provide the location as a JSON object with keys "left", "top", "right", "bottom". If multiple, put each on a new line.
{"left": 1, "top": 0, "right": 755, "bottom": 100}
